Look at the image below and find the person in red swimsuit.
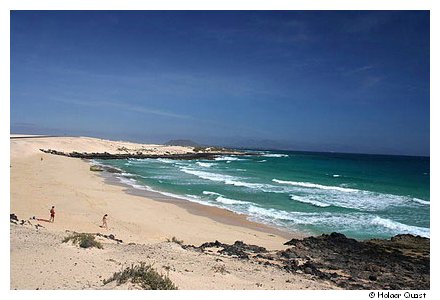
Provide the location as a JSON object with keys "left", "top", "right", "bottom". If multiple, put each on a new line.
{"left": 49, "top": 206, "right": 55, "bottom": 223}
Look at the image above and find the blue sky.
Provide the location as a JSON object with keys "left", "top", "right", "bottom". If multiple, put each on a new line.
{"left": 10, "top": 11, "right": 429, "bottom": 155}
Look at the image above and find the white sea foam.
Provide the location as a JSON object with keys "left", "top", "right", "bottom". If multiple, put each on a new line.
{"left": 272, "top": 179, "right": 358, "bottom": 193}
{"left": 120, "top": 172, "right": 136, "bottom": 177}
{"left": 214, "top": 156, "right": 244, "bottom": 161}
{"left": 412, "top": 198, "right": 430, "bottom": 205}
{"left": 180, "top": 168, "right": 237, "bottom": 182}
{"left": 316, "top": 190, "right": 425, "bottom": 211}
{"left": 113, "top": 173, "right": 430, "bottom": 238}
{"left": 116, "top": 176, "right": 153, "bottom": 192}
{"left": 160, "top": 192, "right": 217, "bottom": 207}
{"left": 290, "top": 195, "right": 331, "bottom": 207}
{"left": 89, "top": 160, "right": 105, "bottom": 167}
{"left": 202, "top": 191, "right": 250, "bottom": 205}
{"left": 108, "top": 161, "right": 426, "bottom": 213}
{"left": 108, "top": 156, "right": 429, "bottom": 240}
{"left": 285, "top": 187, "right": 418, "bottom": 211}
{"left": 247, "top": 207, "right": 359, "bottom": 227}
{"left": 116, "top": 176, "right": 136, "bottom": 185}
{"left": 180, "top": 168, "right": 271, "bottom": 190}
{"left": 216, "top": 196, "right": 249, "bottom": 205}
{"left": 371, "top": 217, "right": 430, "bottom": 238}
{"left": 128, "top": 158, "right": 151, "bottom": 163}
{"left": 157, "top": 158, "right": 174, "bottom": 164}
{"left": 247, "top": 205, "right": 297, "bottom": 221}
{"left": 226, "top": 180, "right": 271, "bottom": 189}
{"left": 196, "top": 162, "right": 216, "bottom": 168}
{"left": 246, "top": 206, "right": 430, "bottom": 238}
{"left": 257, "top": 160, "right": 267, "bottom": 163}
{"left": 116, "top": 176, "right": 217, "bottom": 207}
{"left": 262, "top": 154, "right": 289, "bottom": 158}
{"left": 202, "top": 191, "right": 222, "bottom": 197}
{"left": 150, "top": 175, "right": 176, "bottom": 180}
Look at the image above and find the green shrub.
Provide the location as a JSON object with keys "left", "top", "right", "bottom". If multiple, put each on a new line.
{"left": 103, "top": 262, "right": 178, "bottom": 290}
{"left": 63, "top": 233, "right": 103, "bottom": 249}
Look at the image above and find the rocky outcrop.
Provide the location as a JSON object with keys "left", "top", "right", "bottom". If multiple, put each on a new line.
{"left": 10, "top": 213, "right": 19, "bottom": 223}
{"left": 96, "top": 233, "right": 123, "bottom": 244}
{"left": 280, "top": 232, "right": 429, "bottom": 289}
{"left": 39, "top": 149, "right": 252, "bottom": 160}
{"left": 90, "top": 165, "right": 104, "bottom": 172}
{"left": 10, "top": 213, "right": 45, "bottom": 230}
{"left": 183, "top": 240, "right": 267, "bottom": 260}
{"left": 182, "top": 232, "right": 429, "bottom": 290}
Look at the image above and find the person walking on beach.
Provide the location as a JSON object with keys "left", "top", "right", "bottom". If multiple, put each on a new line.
{"left": 100, "top": 214, "right": 108, "bottom": 229}
{"left": 49, "top": 206, "right": 55, "bottom": 223}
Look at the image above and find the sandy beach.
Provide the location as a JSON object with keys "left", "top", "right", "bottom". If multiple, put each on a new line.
{"left": 10, "top": 135, "right": 335, "bottom": 290}
{"left": 11, "top": 135, "right": 429, "bottom": 290}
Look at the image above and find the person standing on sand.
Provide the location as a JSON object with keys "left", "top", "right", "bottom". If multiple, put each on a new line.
{"left": 49, "top": 206, "right": 55, "bottom": 223}
{"left": 101, "top": 214, "right": 108, "bottom": 229}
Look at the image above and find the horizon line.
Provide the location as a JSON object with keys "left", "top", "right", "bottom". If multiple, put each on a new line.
{"left": 10, "top": 131, "right": 430, "bottom": 158}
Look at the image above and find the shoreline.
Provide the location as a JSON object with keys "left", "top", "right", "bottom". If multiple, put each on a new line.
{"left": 10, "top": 135, "right": 296, "bottom": 249}
{"left": 97, "top": 164, "right": 301, "bottom": 241}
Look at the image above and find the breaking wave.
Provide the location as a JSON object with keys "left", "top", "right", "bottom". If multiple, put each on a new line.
{"left": 262, "top": 153, "right": 289, "bottom": 158}
{"left": 273, "top": 179, "right": 359, "bottom": 193}
{"left": 290, "top": 195, "right": 331, "bottom": 207}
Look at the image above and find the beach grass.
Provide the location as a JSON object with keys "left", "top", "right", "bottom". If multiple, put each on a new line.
{"left": 103, "top": 262, "right": 178, "bottom": 290}
{"left": 62, "top": 233, "right": 103, "bottom": 249}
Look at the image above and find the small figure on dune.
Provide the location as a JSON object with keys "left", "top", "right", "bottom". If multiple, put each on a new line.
{"left": 49, "top": 206, "right": 55, "bottom": 223}
{"left": 100, "top": 214, "right": 108, "bottom": 229}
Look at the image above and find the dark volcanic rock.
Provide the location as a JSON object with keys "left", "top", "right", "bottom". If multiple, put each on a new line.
{"left": 96, "top": 233, "right": 123, "bottom": 244}
{"left": 187, "top": 240, "right": 267, "bottom": 260}
{"left": 220, "top": 245, "right": 249, "bottom": 259}
{"left": 39, "top": 148, "right": 252, "bottom": 160}
{"left": 89, "top": 165, "right": 104, "bottom": 172}
{"left": 217, "top": 240, "right": 266, "bottom": 259}
{"left": 282, "top": 232, "right": 429, "bottom": 290}
{"left": 10, "top": 213, "right": 19, "bottom": 222}
{"left": 183, "top": 233, "right": 429, "bottom": 290}
{"left": 200, "top": 240, "right": 224, "bottom": 249}
{"left": 232, "top": 241, "right": 267, "bottom": 253}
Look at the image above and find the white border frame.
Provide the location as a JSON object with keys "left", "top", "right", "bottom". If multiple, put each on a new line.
{"left": 2, "top": 1, "right": 436, "bottom": 300}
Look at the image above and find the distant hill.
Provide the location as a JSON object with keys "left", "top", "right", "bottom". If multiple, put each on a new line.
{"left": 165, "top": 139, "right": 200, "bottom": 147}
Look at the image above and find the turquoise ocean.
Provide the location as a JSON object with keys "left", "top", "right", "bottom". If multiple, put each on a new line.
{"left": 96, "top": 150, "right": 430, "bottom": 240}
